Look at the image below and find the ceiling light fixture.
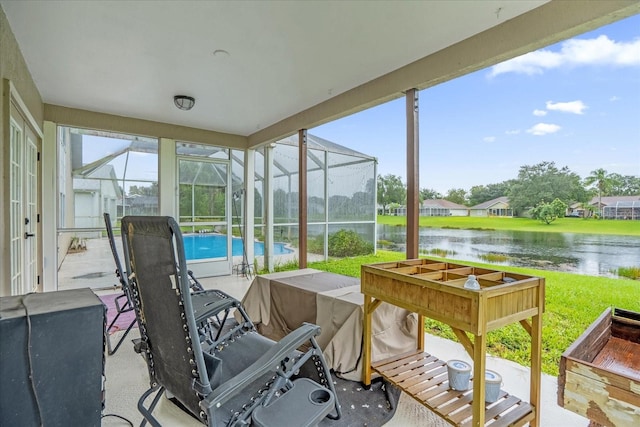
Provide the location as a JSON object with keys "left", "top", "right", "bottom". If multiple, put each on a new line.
{"left": 174, "top": 95, "right": 195, "bottom": 111}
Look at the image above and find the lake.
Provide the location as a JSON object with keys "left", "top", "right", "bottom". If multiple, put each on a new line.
{"left": 377, "top": 225, "right": 640, "bottom": 278}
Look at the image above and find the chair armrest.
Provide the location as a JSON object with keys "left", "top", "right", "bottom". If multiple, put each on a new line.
{"left": 191, "top": 290, "right": 240, "bottom": 324}
{"left": 200, "top": 323, "right": 321, "bottom": 411}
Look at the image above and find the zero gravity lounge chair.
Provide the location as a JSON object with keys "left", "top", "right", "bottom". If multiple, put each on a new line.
{"left": 104, "top": 213, "right": 223, "bottom": 355}
{"left": 120, "top": 216, "right": 341, "bottom": 427}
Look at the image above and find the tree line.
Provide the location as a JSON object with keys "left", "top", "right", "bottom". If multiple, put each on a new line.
{"left": 377, "top": 162, "right": 640, "bottom": 217}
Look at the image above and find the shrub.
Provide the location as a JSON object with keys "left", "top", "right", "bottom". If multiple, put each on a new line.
{"left": 308, "top": 234, "right": 325, "bottom": 255}
{"left": 531, "top": 198, "right": 567, "bottom": 224}
{"left": 327, "top": 229, "right": 374, "bottom": 257}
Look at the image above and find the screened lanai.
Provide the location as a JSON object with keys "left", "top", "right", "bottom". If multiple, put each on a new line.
{"left": 603, "top": 200, "right": 640, "bottom": 220}
{"left": 55, "top": 127, "right": 376, "bottom": 289}
{"left": 255, "top": 134, "right": 377, "bottom": 264}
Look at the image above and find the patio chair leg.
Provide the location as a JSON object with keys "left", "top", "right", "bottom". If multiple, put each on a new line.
{"left": 106, "top": 317, "right": 137, "bottom": 355}
{"left": 138, "top": 385, "right": 165, "bottom": 427}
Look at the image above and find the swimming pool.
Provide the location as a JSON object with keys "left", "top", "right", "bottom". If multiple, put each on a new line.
{"left": 183, "top": 234, "right": 292, "bottom": 260}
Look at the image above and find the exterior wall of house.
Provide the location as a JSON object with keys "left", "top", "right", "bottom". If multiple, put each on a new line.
{"left": 469, "top": 209, "right": 487, "bottom": 217}
{"left": 486, "top": 202, "right": 513, "bottom": 217}
{"left": 450, "top": 208, "right": 468, "bottom": 216}
{"left": 1, "top": 7, "right": 44, "bottom": 296}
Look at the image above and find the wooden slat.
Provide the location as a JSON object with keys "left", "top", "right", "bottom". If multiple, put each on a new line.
{"left": 374, "top": 351, "right": 534, "bottom": 427}
{"left": 372, "top": 349, "right": 423, "bottom": 368}
{"left": 393, "top": 362, "right": 445, "bottom": 385}
{"left": 482, "top": 395, "right": 521, "bottom": 421}
{"left": 455, "top": 395, "right": 518, "bottom": 425}
{"left": 374, "top": 352, "right": 433, "bottom": 374}
{"left": 419, "top": 382, "right": 451, "bottom": 401}
{"left": 406, "top": 369, "right": 448, "bottom": 395}
{"left": 490, "top": 402, "right": 533, "bottom": 427}
{"left": 429, "top": 388, "right": 470, "bottom": 407}
{"left": 437, "top": 390, "right": 474, "bottom": 414}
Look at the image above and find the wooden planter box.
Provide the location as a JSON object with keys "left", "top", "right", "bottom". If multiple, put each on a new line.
{"left": 361, "top": 258, "right": 545, "bottom": 427}
{"left": 558, "top": 308, "right": 640, "bottom": 427}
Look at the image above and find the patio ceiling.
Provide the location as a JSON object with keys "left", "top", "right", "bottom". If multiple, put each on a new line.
{"left": 2, "top": 1, "right": 638, "bottom": 148}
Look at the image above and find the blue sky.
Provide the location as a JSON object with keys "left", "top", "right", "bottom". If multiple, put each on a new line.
{"left": 312, "top": 14, "right": 640, "bottom": 195}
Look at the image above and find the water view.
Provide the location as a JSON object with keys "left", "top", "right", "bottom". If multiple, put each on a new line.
{"left": 377, "top": 225, "right": 640, "bottom": 278}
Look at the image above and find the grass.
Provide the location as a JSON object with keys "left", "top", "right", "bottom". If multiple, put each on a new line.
{"left": 378, "top": 215, "right": 640, "bottom": 236}
{"left": 419, "top": 247, "right": 456, "bottom": 257}
{"left": 477, "top": 253, "right": 512, "bottom": 262}
{"left": 301, "top": 250, "right": 640, "bottom": 377}
{"left": 616, "top": 266, "right": 640, "bottom": 280}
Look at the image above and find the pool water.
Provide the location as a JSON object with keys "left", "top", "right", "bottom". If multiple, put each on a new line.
{"left": 183, "top": 234, "right": 292, "bottom": 260}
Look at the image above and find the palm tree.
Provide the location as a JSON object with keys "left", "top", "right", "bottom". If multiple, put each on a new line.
{"left": 584, "top": 168, "right": 613, "bottom": 218}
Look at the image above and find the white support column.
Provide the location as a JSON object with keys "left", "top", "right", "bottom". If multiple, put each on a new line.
{"left": 264, "top": 144, "right": 275, "bottom": 272}
{"left": 324, "top": 150, "right": 329, "bottom": 261}
{"left": 298, "top": 129, "right": 307, "bottom": 269}
{"left": 41, "top": 121, "right": 58, "bottom": 292}
{"left": 159, "top": 138, "right": 176, "bottom": 216}
{"left": 244, "top": 148, "right": 255, "bottom": 268}
{"left": 406, "top": 88, "right": 419, "bottom": 259}
{"left": 373, "top": 159, "right": 378, "bottom": 255}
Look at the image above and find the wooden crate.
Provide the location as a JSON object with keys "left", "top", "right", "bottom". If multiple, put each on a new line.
{"left": 558, "top": 308, "right": 640, "bottom": 427}
{"left": 361, "top": 258, "right": 545, "bottom": 427}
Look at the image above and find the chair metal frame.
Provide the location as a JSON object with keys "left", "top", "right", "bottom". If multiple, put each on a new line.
{"left": 103, "top": 212, "right": 136, "bottom": 355}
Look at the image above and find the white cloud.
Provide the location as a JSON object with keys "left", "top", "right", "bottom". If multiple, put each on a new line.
{"left": 610, "top": 96, "right": 621, "bottom": 102}
{"left": 489, "top": 35, "right": 640, "bottom": 77}
{"left": 546, "top": 100, "right": 587, "bottom": 114}
{"left": 505, "top": 129, "right": 520, "bottom": 135}
{"left": 526, "top": 123, "right": 561, "bottom": 136}
{"left": 533, "top": 109, "right": 547, "bottom": 116}
{"left": 483, "top": 136, "right": 496, "bottom": 143}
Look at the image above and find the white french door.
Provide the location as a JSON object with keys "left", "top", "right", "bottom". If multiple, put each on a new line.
{"left": 9, "top": 105, "right": 40, "bottom": 295}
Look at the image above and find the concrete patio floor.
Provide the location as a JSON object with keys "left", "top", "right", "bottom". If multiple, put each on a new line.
{"left": 58, "top": 242, "right": 588, "bottom": 426}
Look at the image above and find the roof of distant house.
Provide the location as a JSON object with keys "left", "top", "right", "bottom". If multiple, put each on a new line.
{"left": 469, "top": 196, "right": 510, "bottom": 210}
{"left": 422, "top": 199, "right": 467, "bottom": 209}
{"left": 589, "top": 195, "right": 640, "bottom": 206}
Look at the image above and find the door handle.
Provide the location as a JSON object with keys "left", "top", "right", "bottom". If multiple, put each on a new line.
{"left": 24, "top": 232, "right": 35, "bottom": 239}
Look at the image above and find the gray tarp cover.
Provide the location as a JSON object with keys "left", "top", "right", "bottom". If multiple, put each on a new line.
{"left": 239, "top": 269, "right": 417, "bottom": 381}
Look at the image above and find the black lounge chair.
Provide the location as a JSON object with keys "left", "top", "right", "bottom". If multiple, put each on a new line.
{"left": 121, "top": 216, "right": 341, "bottom": 426}
{"left": 104, "top": 212, "right": 227, "bottom": 355}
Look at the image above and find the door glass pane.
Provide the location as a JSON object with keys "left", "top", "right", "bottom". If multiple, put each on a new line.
{"left": 24, "top": 132, "right": 38, "bottom": 293}
{"left": 10, "top": 120, "right": 23, "bottom": 294}
{"left": 56, "top": 127, "right": 158, "bottom": 290}
{"left": 178, "top": 160, "right": 227, "bottom": 223}
{"left": 57, "top": 128, "right": 159, "bottom": 228}
{"left": 178, "top": 159, "right": 228, "bottom": 261}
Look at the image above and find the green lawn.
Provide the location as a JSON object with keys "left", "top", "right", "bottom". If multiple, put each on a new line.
{"left": 377, "top": 215, "right": 640, "bottom": 236}
{"left": 304, "top": 251, "right": 640, "bottom": 376}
